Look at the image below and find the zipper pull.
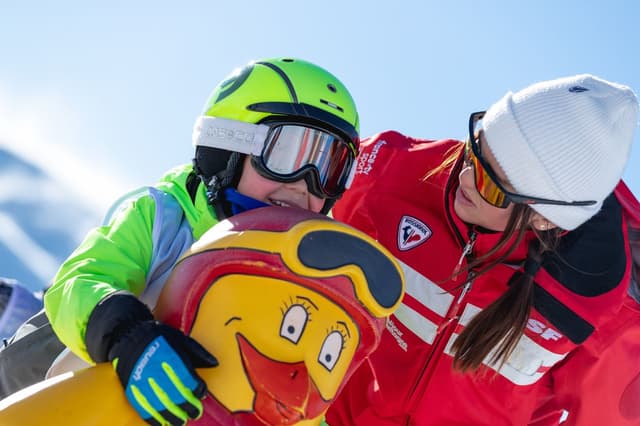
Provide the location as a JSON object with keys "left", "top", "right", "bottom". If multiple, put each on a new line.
{"left": 456, "top": 272, "right": 475, "bottom": 302}
{"left": 452, "top": 232, "right": 477, "bottom": 279}
{"left": 437, "top": 272, "right": 476, "bottom": 334}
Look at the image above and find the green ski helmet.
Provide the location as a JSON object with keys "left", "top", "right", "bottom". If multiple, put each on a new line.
{"left": 192, "top": 57, "right": 360, "bottom": 215}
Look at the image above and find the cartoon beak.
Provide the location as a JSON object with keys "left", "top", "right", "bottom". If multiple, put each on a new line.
{"left": 237, "top": 334, "right": 328, "bottom": 425}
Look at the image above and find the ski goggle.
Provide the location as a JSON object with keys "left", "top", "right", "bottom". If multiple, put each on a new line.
{"left": 193, "top": 116, "right": 357, "bottom": 199}
{"left": 466, "top": 111, "right": 597, "bottom": 209}
{"left": 251, "top": 123, "right": 356, "bottom": 199}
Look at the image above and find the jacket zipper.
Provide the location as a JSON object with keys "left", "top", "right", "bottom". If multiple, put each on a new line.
{"left": 405, "top": 232, "right": 477, "bottom": 421}
{"left": 452, "top": 233, "right": 477, "bottom": 279}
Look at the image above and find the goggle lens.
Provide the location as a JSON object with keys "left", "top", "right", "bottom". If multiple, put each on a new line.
{"left": 259, "top": 124, "right": 355, "bottom": 198}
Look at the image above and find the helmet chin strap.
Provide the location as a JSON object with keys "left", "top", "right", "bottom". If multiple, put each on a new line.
{"left": 193, "top": 152, "right": 244, "bottom": 219}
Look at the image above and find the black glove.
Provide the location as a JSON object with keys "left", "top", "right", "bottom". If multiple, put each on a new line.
{"left": 84, "top": 293, "right": 217, "bottom": 426}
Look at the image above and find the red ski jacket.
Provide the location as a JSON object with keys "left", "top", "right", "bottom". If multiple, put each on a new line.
{"left": 326, "top": 131, "right": 640, "bottom": 426}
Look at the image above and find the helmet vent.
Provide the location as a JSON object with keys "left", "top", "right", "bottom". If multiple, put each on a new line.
{"left": 320, "top": 99, "right": 344, "bottom": 112}
{"left": 327, "top": 83, "right": 337, "bottom": 93}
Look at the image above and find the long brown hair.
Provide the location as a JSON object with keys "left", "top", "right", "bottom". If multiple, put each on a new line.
{"left": 429, "top": 143, "right": 563, "bottom": 372}
{"left": 451, "top": 213, "right": 562, "bottom": 372}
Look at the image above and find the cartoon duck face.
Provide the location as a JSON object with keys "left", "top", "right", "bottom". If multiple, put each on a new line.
{"left": 155, "top": 207, "right": 405, "bottom": 425}
{"left": 192, "top": 275, "right": 359, "bottom": 425}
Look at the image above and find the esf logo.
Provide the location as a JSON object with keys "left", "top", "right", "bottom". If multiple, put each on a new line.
{"left": 526, "top": 319, "right": 562, "bottom": 341}
{"left": 397, "top": 215, "right": 432, "bottom": 251}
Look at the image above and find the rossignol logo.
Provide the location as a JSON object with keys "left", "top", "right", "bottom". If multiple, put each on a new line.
{"left": 568, "top": 86, "right": 589, "bottom": 93}
{"left": 397, "top": 215, "right": 432, "bottom": 251}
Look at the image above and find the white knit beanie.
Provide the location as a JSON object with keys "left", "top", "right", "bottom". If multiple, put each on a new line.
{"left": 482, "top": 74, "right": 639, "bottom": 230}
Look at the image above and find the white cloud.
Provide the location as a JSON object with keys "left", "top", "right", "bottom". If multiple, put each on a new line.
{"left": 0, "top": 86, "right": 131, "bottom": 214}
{"left": 0, "top": 212, "right": 61, "bottom": 284}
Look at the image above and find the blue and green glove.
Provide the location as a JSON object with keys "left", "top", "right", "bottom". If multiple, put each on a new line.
{"left": 108, "top": 320, "right": 218, "bottom": 426}
{"left": 85, "top": 293, "right": 218, "bottom": 426}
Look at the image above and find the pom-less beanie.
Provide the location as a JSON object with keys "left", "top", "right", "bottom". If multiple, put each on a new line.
{"left": 482, "top": 74, "right": 639, "bottom": 230}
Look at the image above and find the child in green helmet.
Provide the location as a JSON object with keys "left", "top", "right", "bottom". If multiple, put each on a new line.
{"left": 0, "top": 58, "right": 360, "bottom": 426}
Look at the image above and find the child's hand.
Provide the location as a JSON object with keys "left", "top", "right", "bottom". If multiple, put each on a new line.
{"left": 107, "top": 320, "right": 218, "bottom": 426}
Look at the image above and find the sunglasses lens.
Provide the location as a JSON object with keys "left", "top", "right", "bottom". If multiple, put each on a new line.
{"left": 465, "top": 139, "right": 510, "bottom": 208}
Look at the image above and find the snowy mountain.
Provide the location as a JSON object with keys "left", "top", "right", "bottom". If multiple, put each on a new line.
{"left": 0, "top": 146, "right": 102, "bottom": 292}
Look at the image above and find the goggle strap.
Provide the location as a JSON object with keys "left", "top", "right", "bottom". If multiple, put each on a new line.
{"left": 192, "top": 116, "right": 267, "bottom": 156}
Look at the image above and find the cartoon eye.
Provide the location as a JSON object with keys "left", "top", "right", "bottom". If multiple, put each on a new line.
{"left": 318, "top": 331, "right": 344, "bottom": 371}
{"left": 280, "top": 304, "right": 309, "bottom": 344}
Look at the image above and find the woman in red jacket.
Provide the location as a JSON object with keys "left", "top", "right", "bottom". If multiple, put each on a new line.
{"left": 326, "top": 74, "right": 640, "bottom": 425}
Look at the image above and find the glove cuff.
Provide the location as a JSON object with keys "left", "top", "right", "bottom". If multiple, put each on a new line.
{"left": 85, "top": 292, "right": 154, "bottom": 363}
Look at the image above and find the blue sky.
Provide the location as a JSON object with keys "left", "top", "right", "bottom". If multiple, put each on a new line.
{"left": 1, "top": 1, "right": 639, "bottom": 213}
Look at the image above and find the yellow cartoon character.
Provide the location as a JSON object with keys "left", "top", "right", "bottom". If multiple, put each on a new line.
{"left": 156, "top": 206, "right": 404, "bottom": 425}
{"left": 0, "top": 207, "right": 404, "bottom": 425}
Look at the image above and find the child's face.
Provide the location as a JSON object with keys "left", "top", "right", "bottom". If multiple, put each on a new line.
{"left": 237, "top": 156, "right": 325, "bottom": 213}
